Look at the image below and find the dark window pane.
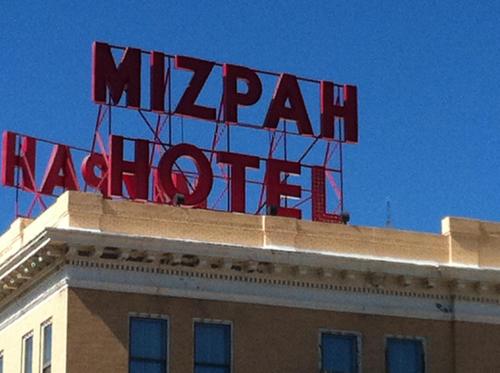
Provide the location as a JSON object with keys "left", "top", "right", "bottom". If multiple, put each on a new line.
{"left": 43, "top": 324, "right": 52, "bottom": 367}
{"left": 130, "top": 360, "right": 164, "bottom": 373}
{"left": 195, "top": 367, "right": 230, "bottom": 373}
{"left": 387, "top": 338, "right": 424, "bottom": 373}
{"left": 321, "top": 333, "right": 358, "bottom": 373}
{"left": 0, "top": 355, "right": 3, "bottom": 373}
{"left": 129, "top": 317, "right": 167, "bottom": 373}
{"left": 194, "top": 323, "right": 231, "bottom": 366}
{"left": 24, "top": 335, "right": 33, "bottom": 373}
{"left": 130, "top": 318, "right": 167, "bottom": 360}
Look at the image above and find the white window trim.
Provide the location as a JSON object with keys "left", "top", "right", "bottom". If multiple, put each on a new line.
{"left": 384, "top": 334, "right": 427, "bottom": 373}
{"left": 192, "top": 318, "right": 233, "bottom": 373}
{"left": 40, "top": 318, "right": 52, "bottom": 373}
{"left": 319, "top": 328, "right": 362, "bottom": 373}
{"left": 128, "top": 313, "right": 170, "bottom": 373}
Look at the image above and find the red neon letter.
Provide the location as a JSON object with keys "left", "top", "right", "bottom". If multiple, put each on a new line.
{"left": 264, "top": 74, "right": 313, "bottom": 136}
{"left": 265, "top": 159, "right": 302, "bottom": 219}
{"left": 40, "top": 145, "right": 79, "bottom": 195}
{"left": 223, "top": 64, "right": 262, "bottom": 123}
{"left": 320, "top": 82, "right": 358, "bottom": 143}
{"left": 92, "top": 41, "right": 141, "bottom": 108}
{"left": 150, "top": 51, "right": 165, "bottom": 112}
{"left": 174, "top": 56, "right": 216, "bottom": 121}
{"left": 109, "top": 135, "right": 150, "bottom": 200}
{"left": 217, "top": 151, "right": 260, "bottom": 213}
{"left": 311, "top": 167, "right": 342, "bottom": 223}
{"left": 82, "top": 153, "right": 108, "bottom": 196}
{"left": 2, "top": 132, "right": 37, "bottom": 191}
{"left": 156, "top": 144, "right": 213, "bottom": 206}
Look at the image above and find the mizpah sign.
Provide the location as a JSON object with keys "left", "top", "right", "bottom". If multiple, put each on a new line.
{"left": 2, "top": 42, "right": 358, "bottom": 223}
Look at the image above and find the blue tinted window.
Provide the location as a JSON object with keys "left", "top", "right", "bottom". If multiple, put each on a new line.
{"left": 386, "top": 337, "right": 424, "bottom": 373}
{"left": 0, "top": 353, "right": 3, "bottom": 373}
{"left": 194, "top": 322, "right": 231, "bottom": 373}
{"left": 129, "top": 317, "right": 168, "bottom": 373}
{"left": 42, "top": 323, "right": 52, "bottom": 372}
{"left": 321, "top": 333, "right": 358, "bottom": 373}
{"left": 24, "top": 335, "right": 33, "bottom": 373}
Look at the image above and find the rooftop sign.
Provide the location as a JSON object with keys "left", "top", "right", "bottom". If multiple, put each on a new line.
{"left": 2, "top": 42, "right": 358, "bottom": 223}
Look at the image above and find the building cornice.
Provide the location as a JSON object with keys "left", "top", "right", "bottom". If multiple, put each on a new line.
{"left": 2, "top": 192, "right": 500, "bottom": 323}
{"left": 2, "top": 226, "right": 500, "bottom": 322}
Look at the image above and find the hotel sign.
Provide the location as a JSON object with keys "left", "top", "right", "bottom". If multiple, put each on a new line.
{"left": 2, "top": 42, "right": 358, "bottom": 222}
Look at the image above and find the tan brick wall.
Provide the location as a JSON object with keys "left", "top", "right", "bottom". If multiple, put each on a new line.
{"left": 453, "top": 321, "right": 500, "bottom": 373}
{"left": 0, "top": 287, "right": 67, "bottom": 373}
{"left": 65, "top": 287, "right": 500, "bottom": 373}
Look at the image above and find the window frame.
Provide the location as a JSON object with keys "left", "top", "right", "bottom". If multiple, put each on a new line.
{"left": 21, "top": 331, "right": 34, "bottom": 373}
{"left": 192, "top": 318, "right": 233, "bottom": 373}
{"left": 384, "top": 334, "right": 426, "bottom": 373}
{"left": 128, "top": 313, "right": 169, "bottom": 373}
{"left": 40, "top": 319, "right": 52, "bottom": 373}
{"left": 319, "top": 328, "right": 362, "bottom": 373}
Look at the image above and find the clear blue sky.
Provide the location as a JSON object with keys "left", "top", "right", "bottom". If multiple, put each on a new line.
{"left": 1, "top": 1, "right": 499, "bottom": 234}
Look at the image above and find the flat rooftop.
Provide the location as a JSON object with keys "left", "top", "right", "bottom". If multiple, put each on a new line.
{"left": 1, "top": 191, "right": 500, "bottom": 270}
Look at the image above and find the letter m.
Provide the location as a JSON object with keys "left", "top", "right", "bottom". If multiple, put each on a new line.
{"left": 92, "top": 41, "right": 141, "bottom": 108}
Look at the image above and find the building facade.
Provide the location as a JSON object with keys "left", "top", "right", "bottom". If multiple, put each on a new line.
{"left": 1, "top": 191, "right": 500, "bottom": 372}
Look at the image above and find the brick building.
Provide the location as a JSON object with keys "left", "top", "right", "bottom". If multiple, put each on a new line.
{"left": 1, "top": 191, "right": 500, "bottom": 372}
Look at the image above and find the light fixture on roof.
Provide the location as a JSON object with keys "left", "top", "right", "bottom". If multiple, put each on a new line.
{"left": 266, "top": 205, "right": 278, "bottom": 216}
{"left": 173, "top": 193, "right": 185, "bottom": 206}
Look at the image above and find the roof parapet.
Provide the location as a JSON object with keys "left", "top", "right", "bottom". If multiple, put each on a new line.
{"left": 1, "top": 192, "right": 500, "bottom": 269}
{"left": 442, "top": 217, "right": 500, "bottom": 267}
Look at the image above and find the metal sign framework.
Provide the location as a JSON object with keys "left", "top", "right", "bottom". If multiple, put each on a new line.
{"left": 8, "top": 43, "right": 354, "bottom": 224}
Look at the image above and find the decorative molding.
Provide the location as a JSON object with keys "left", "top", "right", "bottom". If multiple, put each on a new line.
{"left": 0, "top": 270, "right": 68, "bottom": 332}
{"left": 61, "top": 261, "right": 500, "bottom": 324}
{"left": 3, "top": 227, "right": 500, "bottom": 326}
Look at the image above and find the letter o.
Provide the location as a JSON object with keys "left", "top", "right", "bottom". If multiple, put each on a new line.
{"left": 156, "top": 143, "right": 213, "bottom": 206}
